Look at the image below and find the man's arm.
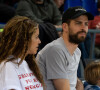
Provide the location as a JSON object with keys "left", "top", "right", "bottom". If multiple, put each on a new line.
{"left": 53, "top": 79, "right": 70, "bottom": 90}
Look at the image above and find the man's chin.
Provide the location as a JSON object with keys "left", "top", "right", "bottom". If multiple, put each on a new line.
{"left": 79, "top": 36, "right": 86, "bottom": 41}
{"left": 78, "top": 39, "right": 86, "bottom": 43}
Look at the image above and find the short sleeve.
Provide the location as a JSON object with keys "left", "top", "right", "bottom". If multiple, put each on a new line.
{"left": 0, "top": 62, "right": 22, "bottom": 90}
{"left": 46, "top": 46, "right": 68, "bottom": 80}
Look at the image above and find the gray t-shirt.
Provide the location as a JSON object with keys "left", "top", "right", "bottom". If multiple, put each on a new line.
{"left": 37, "top": 37, "right": 81, "bottom": 90}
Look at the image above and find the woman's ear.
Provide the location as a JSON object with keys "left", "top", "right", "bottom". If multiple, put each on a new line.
{"left": 62, "top": 23, "right": 68, "bottom": 32}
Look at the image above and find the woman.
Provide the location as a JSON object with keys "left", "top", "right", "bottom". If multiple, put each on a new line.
{"left": 0, "top": 16, "right": 45, "bottom": 90}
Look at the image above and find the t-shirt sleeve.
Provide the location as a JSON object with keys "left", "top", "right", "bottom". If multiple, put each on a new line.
{"left": 46, "top": 46, "right": 68, "bottom": 80}
{"left": 0, "top": 62, "right": 22, "bottom": 90}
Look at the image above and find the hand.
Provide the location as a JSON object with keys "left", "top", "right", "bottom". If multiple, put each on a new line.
{"left": 76, "top": 78, "right": 84, "bottom": 90}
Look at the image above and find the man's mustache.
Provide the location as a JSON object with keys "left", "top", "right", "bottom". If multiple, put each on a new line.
{"left": 77, "top": 30, "right": 86, "bottom": 34}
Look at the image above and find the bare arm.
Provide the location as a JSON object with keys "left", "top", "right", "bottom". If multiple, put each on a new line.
{"left": 53, "top": 79, "right": 70, "bottom": 90}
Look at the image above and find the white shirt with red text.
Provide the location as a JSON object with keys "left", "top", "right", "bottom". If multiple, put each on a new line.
{"left": 0, "top": 58, "right": 43, "bottom": 90}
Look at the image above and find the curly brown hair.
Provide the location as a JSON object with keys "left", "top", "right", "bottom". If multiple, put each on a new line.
{"left": 0, "top": 16, "right": 45, "bottom": 88}
{"left": 84, "top": 60, "right": 100, "bottom": 85}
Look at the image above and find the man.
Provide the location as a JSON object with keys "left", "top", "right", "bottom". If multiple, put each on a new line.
{"left": 16, "top": 0, "right": 62, "bottom": 26}
{"left": 37, "top": 6, "right": 94, "bottom": 90}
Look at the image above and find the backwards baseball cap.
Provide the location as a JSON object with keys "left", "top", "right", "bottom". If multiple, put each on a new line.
{"left": 62, "top": 6, "right": 94, "bottom": 23}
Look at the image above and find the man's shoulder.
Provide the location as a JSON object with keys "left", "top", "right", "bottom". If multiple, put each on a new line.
{"left": 38, "top": 37, "right": 64, "bottom": 55}
{"left": 75, "top": 47, "right": 81, "bottom": 54}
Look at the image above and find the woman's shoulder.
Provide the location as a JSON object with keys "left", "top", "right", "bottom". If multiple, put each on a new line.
{"left": 0, "top": 60, "right": 14, "bottom": 71}
{"left": 0, "top": 58, "right": 20, "bottom": 72}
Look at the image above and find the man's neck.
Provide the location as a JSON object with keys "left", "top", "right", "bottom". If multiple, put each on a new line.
{"left": 62, "top": 35, "right": 78, "bottom": 55}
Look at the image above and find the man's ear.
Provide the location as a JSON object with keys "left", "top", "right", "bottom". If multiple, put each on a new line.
{"left": 62, "top": 23, "right": 68, "bottom": 32}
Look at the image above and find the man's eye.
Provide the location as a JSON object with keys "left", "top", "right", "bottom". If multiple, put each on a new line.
{"left": 85, "top": 23, "right": 88, "bottom": 26}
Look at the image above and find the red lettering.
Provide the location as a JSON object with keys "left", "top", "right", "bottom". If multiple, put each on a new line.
{"left": 18, "top": 73, "right": 34, "bottom": 79}
{"left": 25, "top": 84, "right": 42, "bottom": 89}
{"left": 25, "top": 86, "right": 29, "bottom": 90}
{"left": 25, "top": 79, "right": 32, "bottom": 84}
{"left": 22, "top": 74, "right": 25, "bottom": 78}
{"left": 26, "top": 73, "right": 28, "bottom": 77}
{"left": 18, "top": 75, "right": 22, "bottom": 79}
{"left": 30, "top": 85, "right": 33, "bottom": 89}
{"left": 33, "top": 85, "right": 36, "bottom": 88}
{"left": 36, "top": 84, "right": 39, "bottom": 88}
{"left": 23, "top": 74, "right": 26, "bottom": 78}
{"left": 29, "top": 73, "right": 33, "bottom": 77}
{"left": 40, "top": 83, "right": 42, "bottom": 87}
{"left": 33, "top": 78, "right": 38, "bottom": 82}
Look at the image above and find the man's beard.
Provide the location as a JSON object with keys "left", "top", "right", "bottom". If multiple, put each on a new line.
{"left": 69, "top": 29, "right": 87, "bottom": 44}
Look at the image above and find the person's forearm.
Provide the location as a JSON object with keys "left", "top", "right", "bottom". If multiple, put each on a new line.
{"left": 53, "top": 79, "right": 70, "bottom": 90}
